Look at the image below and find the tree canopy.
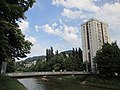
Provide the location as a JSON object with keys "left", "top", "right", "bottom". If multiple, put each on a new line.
{"left": 94, "top": 42, "right": 120, "bottom": 77}
{"left": 20, "top": 47, "right": 84, "bottom": 72}
{"left": 0, "top": 0, "right": 35, "bottom": 70}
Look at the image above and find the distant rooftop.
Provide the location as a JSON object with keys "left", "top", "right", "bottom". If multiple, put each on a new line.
{"left": 81, "top": 17, "right": 108, "bottom": 26}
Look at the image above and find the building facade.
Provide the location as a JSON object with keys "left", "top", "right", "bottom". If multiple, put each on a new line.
{"left": 81, "top": 18, "right": 110, "bottom": 71}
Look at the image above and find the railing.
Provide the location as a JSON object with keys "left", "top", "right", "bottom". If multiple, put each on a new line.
{"left": 6, "top": 71, "right": 92, "bottom": 77}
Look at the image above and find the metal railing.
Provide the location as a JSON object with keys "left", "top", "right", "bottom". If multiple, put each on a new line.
{"left": 6, "top": 71, "right": 92, "bottom": 77}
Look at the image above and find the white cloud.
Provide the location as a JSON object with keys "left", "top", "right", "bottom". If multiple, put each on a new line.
{"left": 93, "top": 0, "right": 99, "bottom": 1}
{"left": 29, "top": 42, "right": 45, "bottom": 57}
{"left": 18, "top": 20, "right": 29, "bottom": 34}
{"left": 25, "top": 36, "right": 37, "bottom": 44}
{"left": 62, "top": 25, "right": 79, "bottom": 43}
{"left": 94, "top": 2, "right": 120, "bottom": 44}
{"left": 52, "top": 0, "right": 100, "bottom": 12}
{"left": 42, "top": 24, "right": 55, "bottom": 34}
{"left": 83, "top": 19, "right": 88, "bottom": 22}
{"left": 63, "top": 32, "right": 78, "bottom": 43}
{"left": 59, "top": 19, "right": 63, "bottom": 25}
{"left": 18, "top": 20, "right": 46, "bottom": 57}
{"left": 64, "top": 25, "right": 78, "bottom": 34}
{"left": 39, "top": 21, "right": 80, "bottom": 45}
{"left": 52, "top": 0, "right": 120, "bottom": 46}
{"left": 25, "top": 36, "right": 45, "bottom": 57}
{"left": 52, "top": 23, "right": 58, "bottom": 27}
{"left": 42, "top": 24, "right": 62, "bottom": 35}
{"left": 52, "top": 0, "right": 100, "bottom": 21}
{"left": 35, "top": 25, "right": 41, "bottom": 32}
{"left": 116, "top": 0, "right": 120, "bottom": 3}
{"left": 61, "top": 8, "right": 85, "bottom": 19}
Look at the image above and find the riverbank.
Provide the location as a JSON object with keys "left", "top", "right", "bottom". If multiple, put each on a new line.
{"left": 57, "top": 75, "right": 120, "bottom": 90}
{"left": 0, "top": 76, "right": 27, "bottom": 90}
{"left": 83, "top": 75, "right": 120, "bottom": 90}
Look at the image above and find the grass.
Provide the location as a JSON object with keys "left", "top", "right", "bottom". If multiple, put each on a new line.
{"left": 85, "top": 75, "right": 120, "bottom": 90}
{"left": 0, "top": 76, "right": 27, "bottom": 90}
{"left": 1, "top": 75, "right": 120, "bottom": 90}
{"left": 56, "top": 75, "right": 120, "bottom": 90}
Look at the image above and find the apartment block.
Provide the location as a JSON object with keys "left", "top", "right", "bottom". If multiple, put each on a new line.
{"left": 81, "top": 18, "right": 110, "bottom": 71}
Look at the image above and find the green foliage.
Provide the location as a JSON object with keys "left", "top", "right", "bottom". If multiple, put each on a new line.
{"left": 0, "top": 0, "right": 35, "bottom": 22}
{"left": 27, "top": 47, "right": 83, "bottom": 72}
{"left": 55, "top": 50, "right": 59, "bottom": 55}
{"left": 6, "top": 59, "right": 16, "bottom": 73}
{"left": 46, "top": 47, "right": 54, "bottom": 61}
{"left": 94, "top": 42, "right": 120, "bottom": 77}
{"left": 17, "top": 47, "right": 83, "bottom": 72}
{"left": 24, "top": 56, "right": 46, "bottom": 62}
{"left": 0, "top": 0, "right": 35, "bottom": 71}
{"left": 85, "top": 76, "right": 120, "bottom": 90}
{"left": 0, "top": 76, "right": 27, "bottom": 90}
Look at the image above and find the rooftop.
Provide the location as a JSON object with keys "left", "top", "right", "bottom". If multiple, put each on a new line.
{"left": 81, "top": 18, "right": 108, "bottom": 26}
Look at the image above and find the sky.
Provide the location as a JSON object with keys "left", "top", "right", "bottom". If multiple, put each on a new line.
{"left": 18, "top": 0, "right": 120, "bottom": 58}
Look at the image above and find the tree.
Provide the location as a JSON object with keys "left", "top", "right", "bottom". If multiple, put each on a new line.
{"left": 50, "top": 47, "right": 54, "bottom": 58}
{"left": 78, "top": 47, "right": 83, "bottom": 60}
{"left": 55, "top": 50, "right": 58, "bottom": 55}
{"left": 112, "top": 42, "right": 120, "bottom": 75}
{"left": 0, "top": 0, "right": 35, "bottom": 71}
{"left": 75, "top": 48, "right": 78, "bottom": 55}
{"left": 46, "top": 49, "right": 49, "bottom": 61}
{"left": 72, "top": 48, "right": 75, "bottom": 57}
{"left": 6, "top": 59, "right": 16, "bottom": 73}
{"left": 94, "top": 42, "right": 120, "bottom": 77}
{"left": 29, "top": 47, "right": 83, "bottom": 72}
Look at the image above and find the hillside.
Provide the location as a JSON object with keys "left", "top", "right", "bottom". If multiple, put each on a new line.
{"left": 25, "top": 55, "right": 46, "bottom": 62}
{"left": 23, "top": 50, "right": 72, "bottom": 62}
{"left": 60, "top": 50, "right": 72, "bottom": 54}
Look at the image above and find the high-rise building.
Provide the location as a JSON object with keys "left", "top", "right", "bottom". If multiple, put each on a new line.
{"left": 81, "top": 18, "right": 110, "bottom": 71}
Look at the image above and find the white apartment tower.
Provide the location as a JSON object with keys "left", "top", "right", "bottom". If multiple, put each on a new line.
{"left": 81, "top": 18, "right": 110, "bottom": 71}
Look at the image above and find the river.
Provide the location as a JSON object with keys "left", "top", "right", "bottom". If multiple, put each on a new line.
{"left": 18, "top": 77, "right": 109, "bottom": 90}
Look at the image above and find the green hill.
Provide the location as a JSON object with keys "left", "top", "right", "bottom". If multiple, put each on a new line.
{"left": 25, "top": 55, "right": 46, "bottom": 62}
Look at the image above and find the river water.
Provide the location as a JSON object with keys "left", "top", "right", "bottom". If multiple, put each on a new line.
{"left": 18, "top": 77, "right": 108, "bottom": 90}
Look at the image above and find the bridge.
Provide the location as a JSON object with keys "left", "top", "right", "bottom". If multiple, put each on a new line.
{"left": 6, "top": 71, "right": 92, "bottom": 78}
